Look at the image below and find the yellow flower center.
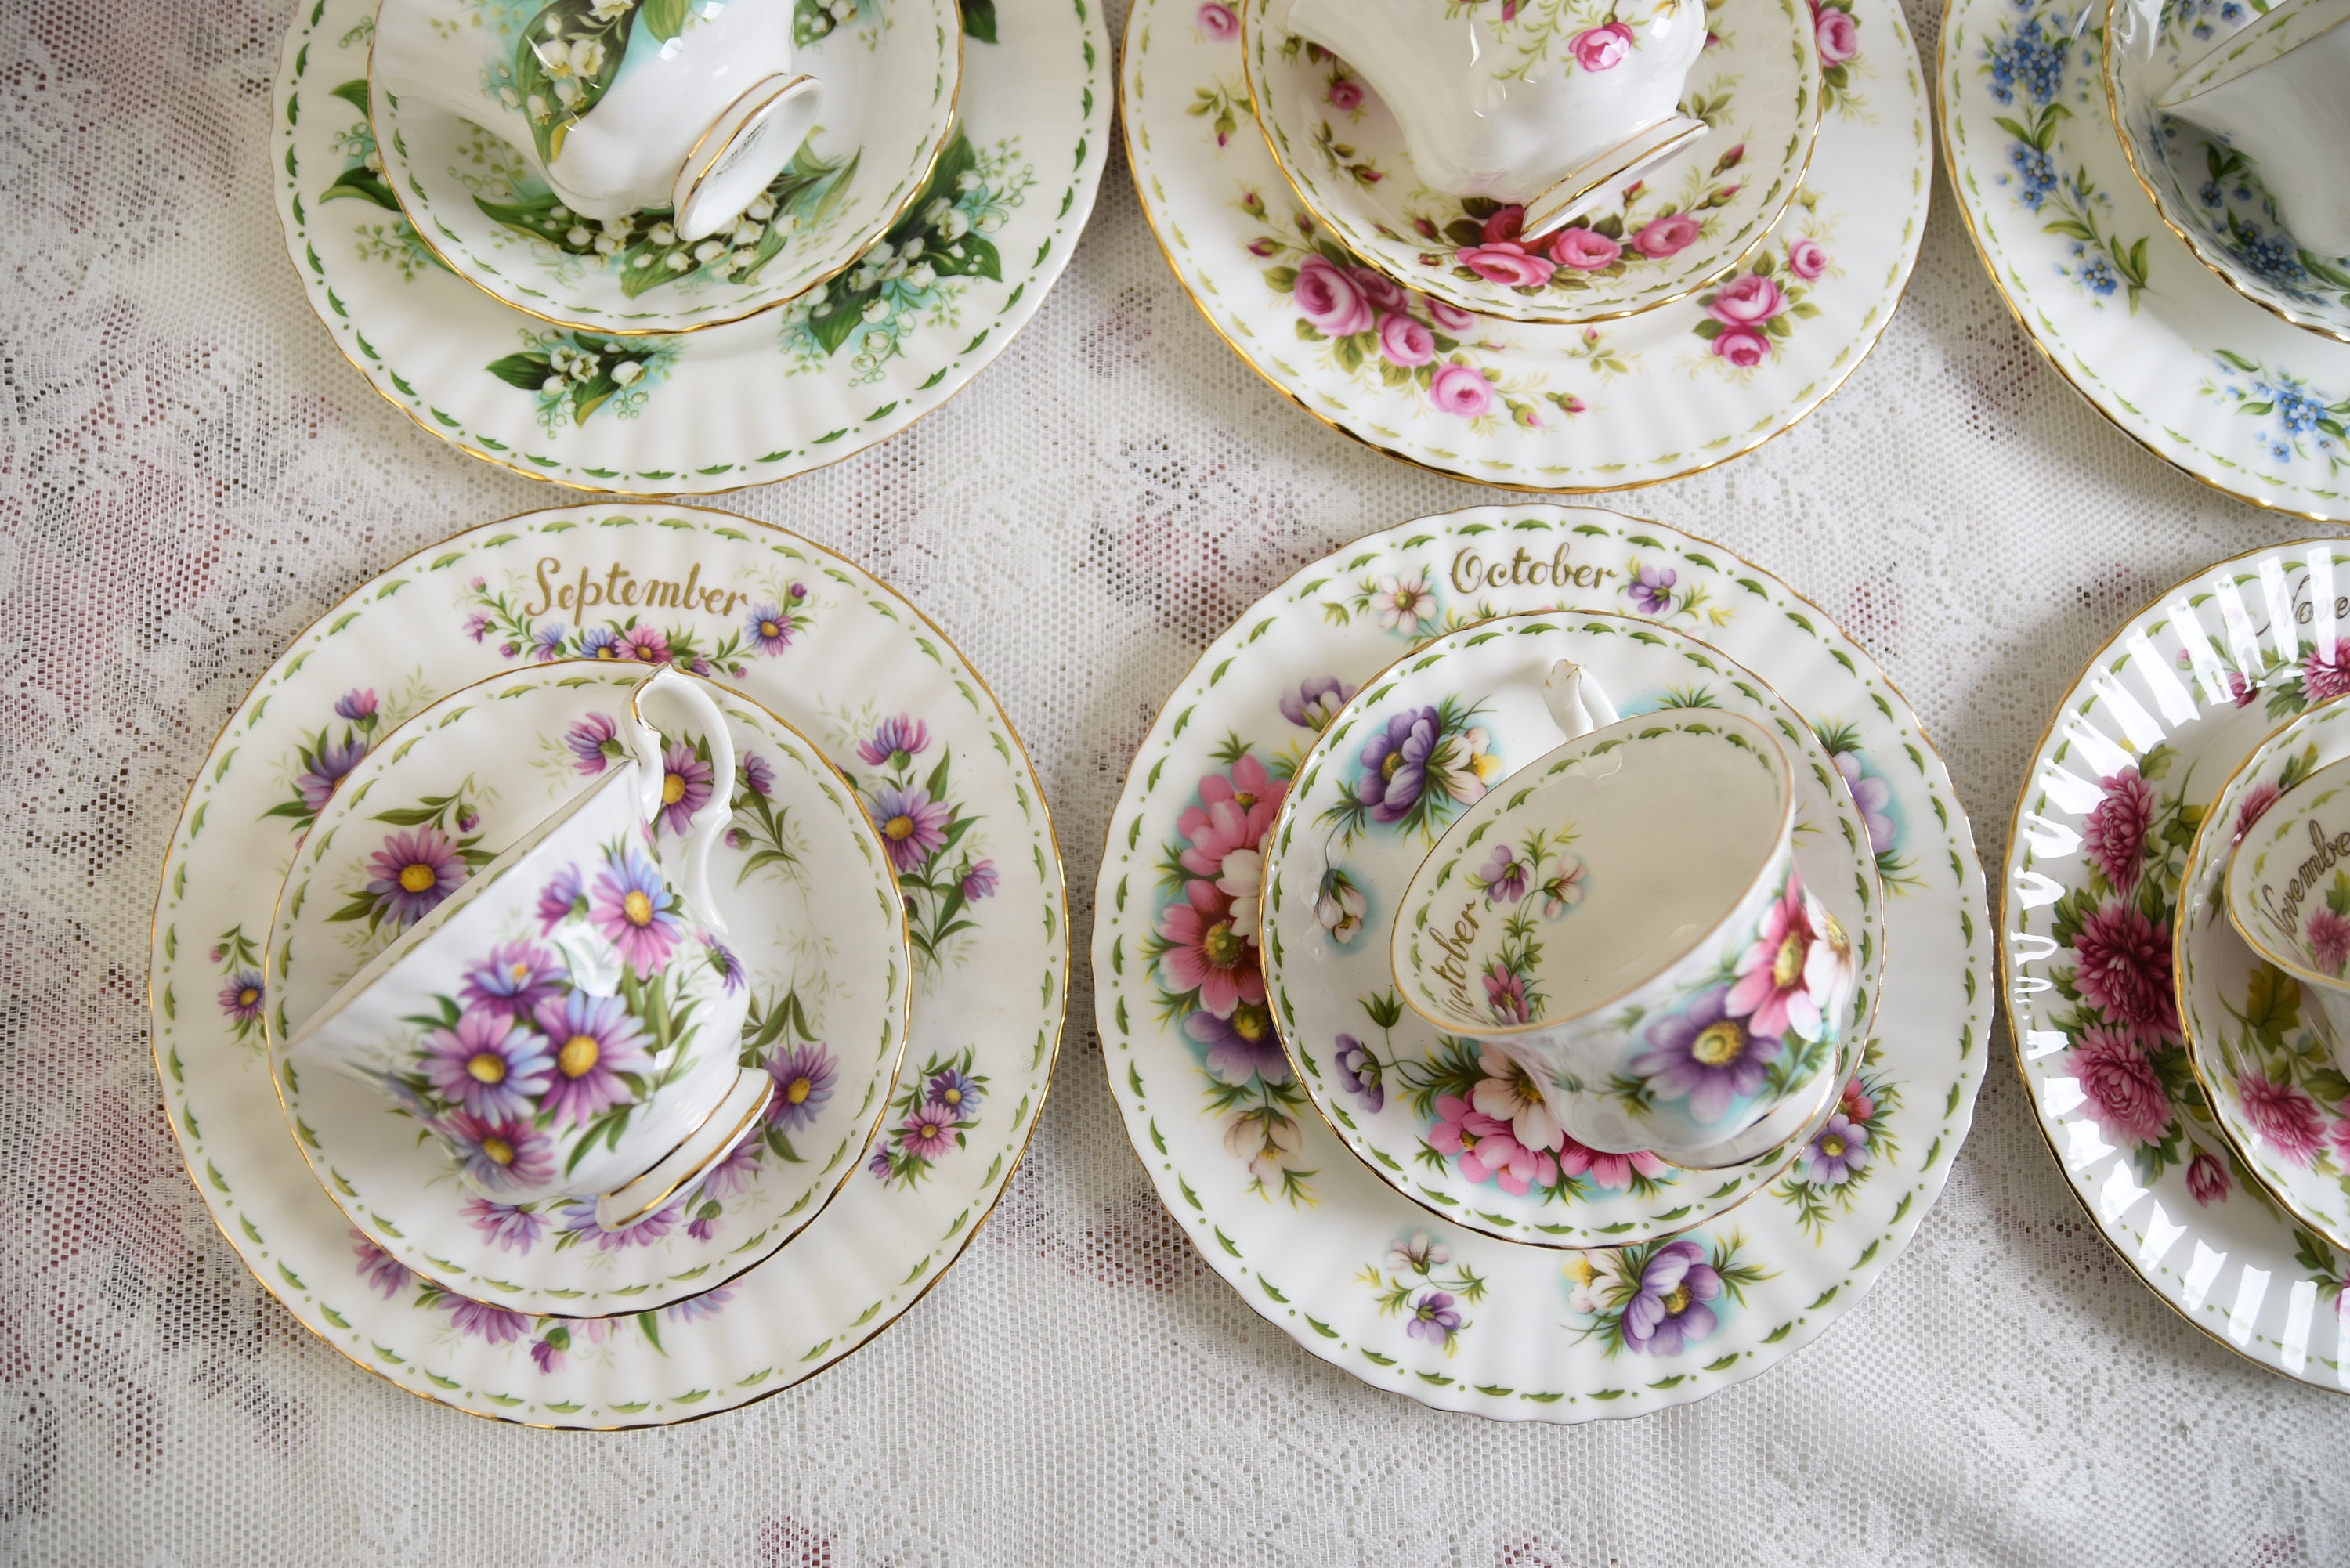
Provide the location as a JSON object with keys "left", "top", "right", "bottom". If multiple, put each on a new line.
{"left": 237, "top": 987, "right": 260, "bottom": 1008}
{"left": 885, "top": 815, "right": 914, "bottom": 841}
{"left": 398, "top": 862, "right": 437, "bottom": 894}
{"left": 595, "top": 644, "right": 621, "bottom": 659}
{"left": 1820, "top": 1133, "right": 1846, "bottom": 1159}
{"left": 508, "top": 963, "right": 531, "bottom": 982}
{"left": 1233, "top": 1005, "right": 1269, "bottom": 1042}
{"left": 761, "top": 620, "right": 783, "bottom": 638}
{"left": 1691, "top": 1020, "right": 1746, "bottom": 1068}
{"left": 940, "top": 1086, "right": 962, "bottom": 1107}
{"left": 663, "top": 772, "right": 687, "bottom": 805}
{"left": 559, "top": 1034, "right": 600, "bottom": 1078}
{"left": 1233, "top": 789, "right": 1256, "bottom": 809}
{"left": 1772, "top": 930, "right": 1806, "bottom": 990}
{"left": 465, "top": 1052, "right": 507, "bottom": 1085}
{"left": 623, "top": 889, "right": 654, "bottom": 927}
{"left": 483, "top": 1135, "right": 515, "bottom": 1166}
{"left": 1202, "top": 919, "right": 1243, "bottom": 969}
{"left": 1381, "top": 753, "right": 1401, "bottom": 782}
{"left": 786, "top": 1075, "right": 812, "bottom": 1105}
{"left": 1664, "top": 1283, "right": 1690, "bottom": 1315}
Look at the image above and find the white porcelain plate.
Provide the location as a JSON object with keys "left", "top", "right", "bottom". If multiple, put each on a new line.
{"left": 1260, "top": 611, "right": 1882, "bottom": 1247}
{"left": 1242, "top": 0, "right": 1820, "bottom": 325}
{"left": 2005, "top": 538, "right": 2350, "bottom": 1392}
{"left": 1096, "top": 504, "right": 1987, "bottom": 1421}
{"left": 1940, "top": 0, "right": 2350, "bottom": 518}
{"left": 1125, "top": 0, "right": 1923, "bottom": 489}
{"left": 150, "top": 504, "right": 1066, "bottom": 1426}
{"left": 266, "top": 663, "right": 911, "bottom": 1317}
{"left": 275, "top": 0, "right": 1104, "bottom": 494}
{"left": 376, "top": 0, "right": 963, "bottom": 334}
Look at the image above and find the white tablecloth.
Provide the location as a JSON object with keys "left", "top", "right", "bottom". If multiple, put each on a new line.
{"left": 5, "top": 0, "right": 2346, "bottom": 1560}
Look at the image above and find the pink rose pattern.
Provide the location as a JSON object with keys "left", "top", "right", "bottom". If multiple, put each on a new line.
{"left": 1694, "top": 248, "right": 1824, "bottom": 368}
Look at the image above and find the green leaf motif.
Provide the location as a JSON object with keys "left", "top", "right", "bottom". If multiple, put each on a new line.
{"left": 512, "top": 0, "right": 640, "bottom": 165}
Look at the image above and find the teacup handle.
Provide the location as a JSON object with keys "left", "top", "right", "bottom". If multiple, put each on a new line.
{"left": 624, "top": 669, "right": 737, "bottom": 938}
{"left": 1544, "top": 659, "right": 1620, "bottom": 742}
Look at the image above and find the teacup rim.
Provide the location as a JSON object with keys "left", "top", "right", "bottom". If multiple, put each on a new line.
{"left": 2156, "top": 0, "right": 2350, "bottom": 108}
{"left": 1387, "top": 705, "right": 1796, "bottom": 1040}
{"left": 2221, "top": 746, "right": 2350, "bottom": 990}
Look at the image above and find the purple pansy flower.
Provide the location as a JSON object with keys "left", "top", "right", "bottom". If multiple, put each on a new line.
{"left": 219, "top": 971, "right": 265, "bottom": 1024}
{"left": 566, "top": 713, "right": 622, "bottom": 775}
{"left": 1333, "top": 1033, "right": 1384, "bottom": 1112}
{"left": 1627, "top": 563, "right": 1679, "bottom": 617}
{"left": 926, "top": 1067, "right": 984, "bottom": 1118}
{"left": 446, "top": 1295, "right": 530, "bottom": 1345}
{"left": 1186, "top": 1002, "right": 1291, "bottom": 1084}
{"left": 351, "top": 1230, "right": 411, "bottom": 1299}
{"left": 462, "top": 1196, "right": 547, "bottom": 1255}
{"left": 858, "top": 716, "right": 932, "bottom": 768}
{"left": 658, "top": 740, "right": 712, "bottom": 836}
{"left": 1474, "top": 844, "right": 1528, "bottom": 905}
{"left": 458, "top": 940, "right": 564, "bottom": 1021}
{"left": 1629, "top": 985, "right": 1784, "bottom": 1124}
{"left": 1621, "top": 1239, "right": 1723, "bottom": 1355}
{"left": 592, "top": 842, "right": 684, "bottom": 971}
{"left": 1355, "top": 706, "right": 1442, "bottom": 824}
{"left": 423, "top": 1008, "right": 553, "bottom": 1122}
{"left": 898, "top": 1105, "right": 960, "bottom": 1162}
{"left": 868, "top": 784, "right": 951, "bottom": 874}
{"left": 296, "top": 736, "right": 367, "bottom": 811}
{"left": 1280, "top": 676, "right": 1358, "bottom": 732}
{"left": 960, "top": 858, "right": 999, "bottom": 901}
{"left": 363, "top": 826, "right": 467, "bottom": 928}
{"left": 765, "top": 1042, "right": 838, "bottom": 1133}
{"left": 532, "top": 990, "right": 655, "bottom": 1128}
{"left": 441, "top": 1111, "right": 556, "bottom": 1194}
{"left": 537, "top": 864, "right": 586, "bottom": 932}
{"left": 1800, "top": 1113, "right": 1870, "bottom": 1186}
{"left": 1404, "top": 1291, "right": 1462, "bottom": 1345}
{"left": 740, "top": 751, "right": 775, "bottom": 797}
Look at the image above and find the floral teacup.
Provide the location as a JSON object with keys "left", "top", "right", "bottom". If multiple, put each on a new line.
{"left": 2225, "top": 752, "right": 2350, "bottom": 1046}
{"left": 372, "top": 0, "right": 825, "bottom": 241}
{"left": 2158, "top": 0, "right": 2350, "bottom": 256}
{"left": 1390, "top": 709, "right": 1857, "bottom": 1162}
{"left": 281, "top": 668, "right": 772, "bottom": 1229}
{"left": 1281, "top": 0, "right": 1712, "bottom": 239}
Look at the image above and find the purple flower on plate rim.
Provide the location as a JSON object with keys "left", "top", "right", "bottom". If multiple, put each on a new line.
{"left": 530, "top": 623, "right": 568, "bottom": 662}
{"left": 1280, "top": 676, "right": 1358, "bottom": 732}
{"left": 1333, "top": 1033, "right": 1383, "bottom": 1112}
{"left": 566, "top": 713, "right": 623, "bottom": 775}
{"left": 363, "top": 826, "right": 467, "bottom": 928}
{"left": 296, "top": 736, "right": 367, "bottom": 811}
{"left": 746, "top": 602, "right": 799, "bottom": 655}
{"left": 334, "top": 689, "right": 378, "bottom": 724}
{"left": 461, "top": 1196, "right": 547, "bottom": 1255}
{"left": 350, "top": 1230, "right": 411, "bottom": 1299}
{"left": 765, "top": 1042, "right": 838, "bottom": 1133}
{"left": 446, "top": 1295, "right": 531, "bottom": 1345}
{"left": 1626, "top": 562, "right": 1678, "bottom": 617}
{"left": 960, "top": 858, "right": 1000, "bottom": 901}
{"left": 218, "top": 971, "right": 265, "bottom": 1023}
{"left": 1355, "top": 706, "right": 1441, "bottom": 824}
{"left": 1473, "top": 844, "right": 1528, "bottom": 905}
{"left": 926, "top": 1066, "right": 985, "bottom": 1118}
{"left": 1800, "top": 1112, "right": 1870, "bottom": 1186}
{"left": 858, "top": 715, "right": 932, "bottom": 769}
{"left": 740, "top": 751, "right": 775, "bottom": 797}
{"left": 1620, "top": 1239, "right": 1723, "bottom": 1356}
{"left": 868, "top": 784, "right": 951, "bottom": 873}
{"left": 1404, "top": 1291, "right": 1462, "bottom": 1345}
{"left": 897, "top": 1105, "right": 960, "bottom": 1162}
{"left": 1186, "top": 1001, "right": 1290, "bottom": 1085}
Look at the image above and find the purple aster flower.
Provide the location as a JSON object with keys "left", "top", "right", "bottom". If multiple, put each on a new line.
{"left": 363, "top": 826, "right": 467, "bottom": 928}
{"left": 532, "top": 989, "right": 655, "bottom": 1128}
{"left": 867, "top": 784, "right": 951, "bottom": 874}
{"left": 334, "top": 688, "right": 378, "bottom": 725}
{"left": 530, "top": 623, "right": 568, "bottom": 662}
{"left": 1404, "top": 1290, "right": 1462, "bottom": 1344}
{"left": 1801, "top": 1112, "right": 1870, "bottom": 1186}
{"left": 1279, "top": 675, "right": 1358, "bottom": 732}
{"left": 592, "top": 842, "right": 685, "bottom": 971}
{"left": 350, "top": 1230, "right": 411, "bottom": 1299}
{"left": 746, "top": 604, "right": 799, "bottom": 655}
{"left": 1474, "top": 844, "right": 1528, "bottom": 905}
{"left": 695, "top": 1134, "right": 763, "bottom": 1202}
{"left": 1626, "top": 562, "right": 1678, "bottom": 616}
{"left": 580, "top": 626, "right": 623, "bottom": 659}
{"left": 664, "top": 1284, "right": 736, "bottom": 1323}
{"left": 1621, "top": 1239, "right": 1723, "bottom": 1356}
{"left": 658, "top": 740, "right": 712, "bottom": 836}
{"left": 461, "top": 1196, "right": 546, "bottom": 1255}
{"left": 441, "top": 1111, "right": 556, "bottom": 1194}
{"left": 740, "top": 751, "right": 775, "bottom": 797}
{"left": 687, "top": 1204, "right": 721, "bottom": 1243}
{"left": 1333, "top": 1033, "right": 1383, "bottom": 1112}
{"left": 1629, "top": 985, "right": 1784, "bottom": 1125}
{"left": 765, "top": 1042, "right": 838, "bottom": 1133}
{"left": 926, "top": 1067, "right": 984, "bottom": 1118}
{"left": 446, "top": 1295, "right": 530, "bottom": 1345}
{"left": 703, "top": 934, "right": 746, "bottom": 993}
{"left": 857, "top": 716, "right": 932, "bottom": 768}
{"left": 617, "top": 624, "right": 671, "bottom": 666}
{"left": 565, "top": 713, "right": 622, "bottom": 775}
{"left": 1355, "top": 706, "right": 1441, "bottom": 824}
{"left": 562, "top": 1195, "right": 682, "bottom": 1250}
{"left": 463, "top": 611, "right": 492, "bottom": 643}
{"left": 295, "top": 735, "right": 367, "bottom": 811}
{"left": 868, "top": 1145, "right": 896, "bottom": 1180}
{"left": 960, "top": 858, "right": 999, "bottom": 901}
{"left": 898, "top": 1106, "right": 960, "bottom": 1162}
{"left": 218, "top": 970, "right": 265, "bottom": 1024}
{"left": 422, "top": 1008, "right": 553, "bottom": 1122}
{"left": 537, "top": 864, "right": 587, "bottom": 932}
{"left": 530, "top": 1333, "right": 568, "bottom": 1374}
{"left": 1185, "top": 1002, "right": 1290, "bottom": 1084}
{"left": 458, "top": 940, "right": 563, "bottom": 1021}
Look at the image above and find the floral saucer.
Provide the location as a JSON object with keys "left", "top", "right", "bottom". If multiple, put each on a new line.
{"left": 1096, "top": 504, "right": 1987, "bottom": 1421}
{"left": 265, "top": 663, "right": 912, "bottom": 1317}
{"left": 275, "top": 0, "right": 1104, "bottom": 494}
{"left": 2175, "top": 697, "right": 2350, "bottom": 1252}
{"left": 1258, "top": 611, "right": 1882, "bottom": 1247}
{"left": 1239, "top": 0, "right": 1821, "bottom": 326}
{"left": 2103, "top": 0, "right": 2350, "bottom": 346}
{"left": 1940, "top": 0, "right": 2350, "bottom": 517}
{"left": 150, "top": 505, "right": 1066, "bottom": 1425}
{"left": 2005, "top": 540, "right": 2350, "bottom": 1392}
{"left": 375, "top": 0, "right": 964, "bottom": 334}
{"left": 1129, "top": 0, "right": 1918, "bottom": 490}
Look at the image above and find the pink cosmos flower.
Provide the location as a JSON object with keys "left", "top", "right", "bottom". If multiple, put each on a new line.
{"left": 1430, "top": 1095, "right": 1559, "bottom": 1195}
{"left": 1329, "top": 78, "right": 1364, "bottom": 112}
{"left": 1294, "top": 255, "right": 1373, "bottom": 338}
{"left": 1455, "top": 242, "right": 1556, "bottom": 288}
{"left": 1712, "top": 326, "right": 1772, "bottom": 367}
{"left": 1708, "top": 273, "right": 1788, "bottom": 325}
{"left": 1178, "top": 756, "right": 1285, "bottom": 885}
{"left": 1571, "top": 22, "right": 1636, "bottom": 70}
{"left": 1816, "top": 7, "right": 1859, "bottom": 63}
{"left": 2071, "top": 902, "right": 2178, "bottom": 1039}
{"left": 1557, "top": 1136, "right": 1668, "bottom": 1190}
{"left": 2061, "top": 1024, "right": 2173, "bottom": 1147}
{"left": 1426, "top": 298, "right": 1478, "bottom": 333}
{"left": 1430, "top": 363, "right": 1495, "bottom": 417}
{"left": 1196, "top": 2, "right": 1237, "bottom": 39}
{"left": 2082, "top": 768, "right": 2154, "bottom": 896}
{"left": 2238, "top": 1072, "right": 2326, "bottom": 1165}
{"left": 1378, "top": 313, "right": 1437, "bottom": 367}
{"left": 2186, "top": 1148, "right": 2231, "bottom": 1206}
{"left": 2312, "top": 909, "right": 2350, "bottom": 974}
{"left": 1635, "top": 213, "right": 1703, "bottom": 257}
{"left": 1155, "top": 880, "right": 1267, "bottom": 1017}
{"left": 1787, "top": 237, "right": 1830, "bottom": 279}
{"left": 1552, "top": 228, "right": 1623, "bottom": 270}
{"left": 1727, "top": 876, "right": 1831, "bottom": 1040}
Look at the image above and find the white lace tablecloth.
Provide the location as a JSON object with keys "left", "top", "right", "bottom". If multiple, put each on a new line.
{"left": 5, "top": 0, "right": 2345, "bottom": 1560}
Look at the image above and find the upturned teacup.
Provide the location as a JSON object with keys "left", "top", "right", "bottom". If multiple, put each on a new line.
{"left": 1390, "top": 708, "right": 1857, "bottom": 1163}
{"left": 371, "top": 0, "right": 825, "bottom": 240}
{"left": 1282, "top": 0, "right": 1712, "bottom": 239}
{"left": 2157, "top": 0, "right": 2350, "bottom": 255}
{"left": 2225, "top": 753, "right": 2350, "bottom": 1046}
{"left": 284, "top": 668, "right": 772, "bottom": 1230}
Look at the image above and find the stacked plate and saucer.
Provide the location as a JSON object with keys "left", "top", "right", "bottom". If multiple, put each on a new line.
{"left": 272, "top": 0, "right": 1107, "bottom": 494}
{"left": 1120, "top": 0, "right": 1934, "bottom": 489}
{"left": 1094, "top": 504, "right": 1992, "bottom": 1421}
{"left": 148, "top": 504, "right": 1068, "bottom": 1426}
{"left": 1941, "top": 0, "right": 2350, "bottom": 518}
